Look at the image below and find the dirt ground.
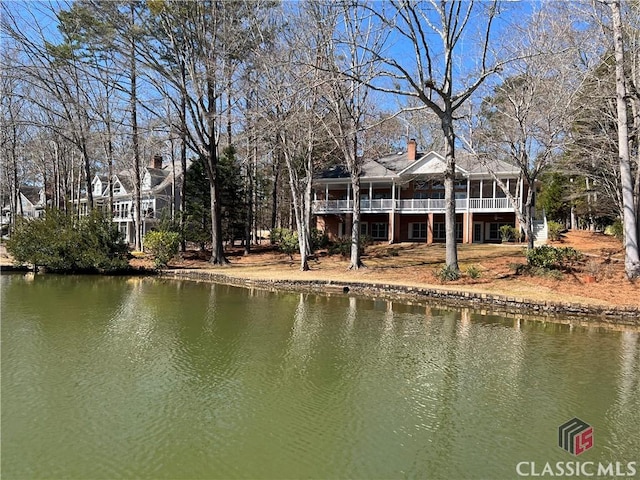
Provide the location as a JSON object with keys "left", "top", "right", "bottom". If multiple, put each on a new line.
{"left": 133, "top": 230, "right": 639, "bottom": 309}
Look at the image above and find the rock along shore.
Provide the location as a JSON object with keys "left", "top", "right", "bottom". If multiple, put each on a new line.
{"left": 160, "top": 269, "right": 640, "bottom": 327}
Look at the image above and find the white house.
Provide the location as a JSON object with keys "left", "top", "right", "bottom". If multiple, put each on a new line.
{"left": 313, "top": 140, "right": 545, "bottom": 244}
{"left": 78, "top": 155, "right": 183, "bottom": 244}
{"left": 1, "top": 186, "right": 47, "bottom": 226}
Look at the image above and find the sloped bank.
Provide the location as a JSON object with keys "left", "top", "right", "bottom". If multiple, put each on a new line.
{"left": 160, "top": 269, "right": 640, "bottom": 327}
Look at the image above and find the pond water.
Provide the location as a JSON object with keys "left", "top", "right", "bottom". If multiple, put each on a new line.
{"left": 2, "top": 274, "right": 639, "bottom": 479}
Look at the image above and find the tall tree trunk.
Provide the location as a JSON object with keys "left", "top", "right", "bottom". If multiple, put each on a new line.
{"left": 206, "top": 80, "right": 228, "bottom": 265}
{"left": 130, "top": 4, "right": 142, "bottom": 251}
{"left": 442, "top": 113, "right": 459, "bottom": 271}
{"left": 11, "top": 123, "right": 19, "bottom": 225}
{"left": 349, "top": 174, "right": 365, "bottom": 270}
{"left": 179, "top": 60, "right": 187, "bottom": 252}
{"left": 106, "top": 112, "right": 114, "bottom": 217}
{"left": 271, "top": 152, "right": 280, "bottom": 231}
{"left": 80, "top": 140, "right": 93, "bottom": 211}
{"left": 610, "top": 0, "right": 640, "bottom": 279}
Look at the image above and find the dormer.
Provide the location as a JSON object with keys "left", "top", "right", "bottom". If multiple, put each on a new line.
{"left": 92, "top": 176, "right": 104, "bottom": 196}
{"left": 112, "top": 177, "right": 125, "bottom": 195}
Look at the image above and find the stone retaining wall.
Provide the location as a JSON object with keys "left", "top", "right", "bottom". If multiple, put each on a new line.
{"left": 160, "top": 269, "right": 640, "bottom": 326}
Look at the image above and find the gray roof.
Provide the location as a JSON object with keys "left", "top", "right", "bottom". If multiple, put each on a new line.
{"left": 19, "top": 186, "right": 43, "bottom": 205}
{"left": 147, "top": 167, "right": 170, "bottom": 188}
{"left": 317, "top": 150, "right": 519, "bottom": 180}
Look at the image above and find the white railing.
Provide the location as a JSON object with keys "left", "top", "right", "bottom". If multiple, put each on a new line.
{"left": 361, "top": 199, "right": 395, "bottom": 211}
{"left": 468, "top": 198, "right": 511, "bottom": 210}
{"left": 312, "top": 197, "right": 514, "bottom": 214}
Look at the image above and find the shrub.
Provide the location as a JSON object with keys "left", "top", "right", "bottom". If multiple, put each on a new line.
{"left": 499, "top": 225, "right": 515, "bottom": 242}
{"left": 547, "top": 221, "right": 564, "bottom": 241}
{"left": 144, "top": 230, "right": 180, "bottom": 268}
{"left": 525, "top": 245, "right": 582, "bottom": 271}
{"left": 328, "top": 237, "right": 351, "bottom": 257}
{"left": 6, "top": 209, "right": 128, "bottom": 272}
{"left": 466, "top": 265, "right": 481, "bottom": 279}
{"left": 270, "top": 228, "right": 299, "bottom": 258}
{"left": 514, "top": 228, "right": 523, "bottom": 243}
{"left": 310, "top": 228, "right": 329, "bottom": 251}
{"left": 278, "top": 229, "right": 299, "bottom": 259}
{"left": 327, "top": 234, "right": 371, "bottom": 257}
{"left": 436, "top": 265, "right": 460, "bottom": 282}
{"left": 605, "top": 219, "right": 623, "bottom": 240}
{"left": 269, "top": 227, "right": 286, "bottom": 245}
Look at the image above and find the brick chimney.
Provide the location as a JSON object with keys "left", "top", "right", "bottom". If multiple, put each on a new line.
{"left": 407, "top": 138, "right": 417, "bottom": 161}
{"left": 150, "top": 154, "right": 162, "bottom": 169}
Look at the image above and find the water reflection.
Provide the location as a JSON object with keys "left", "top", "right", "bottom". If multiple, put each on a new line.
{"left": 2, "top": 274, "right": 639, "bottom": 480}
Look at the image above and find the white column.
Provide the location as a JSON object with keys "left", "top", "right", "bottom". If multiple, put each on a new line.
{"left": 466, "top": 177, "right": 470, "bottom": 211}
{"left": 369, "top": 182, "right": 373, "bottom": 202}
{"left": 391, "top": 181, "right": 396, "bottom": 211}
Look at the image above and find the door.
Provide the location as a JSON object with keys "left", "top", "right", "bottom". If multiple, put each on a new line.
{"left": 473, "top": 222, "right": 484, "bottom": 243}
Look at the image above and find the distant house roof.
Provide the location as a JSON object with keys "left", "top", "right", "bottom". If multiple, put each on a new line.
{"left": 19, "top": 186, "right": 44, "bottom": 206}
{"left": 147, "top": 167, "right": 170, "bottom": 188}
{"left": 316, "top": 150, "right": 519, "bottom": 181}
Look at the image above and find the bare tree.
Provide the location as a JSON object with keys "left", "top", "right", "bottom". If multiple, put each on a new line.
{"left": 257, "top": 4, "right": 327, "bottom": 271}
{"left": 317, "top": 1, "right": 385, "bottom": 270}
{"left": 1, "top": 4, "right": 99, "bottom": 211}
{"left": 470, "top": 4, "right": 588, "bottom": 249}
{"left": 361, "top": 0, "right": 505, "bottom": 272}
{"left": 606, "top": 0, "right": 640, "bottom": 278}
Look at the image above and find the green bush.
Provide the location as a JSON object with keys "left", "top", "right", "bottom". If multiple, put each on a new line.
{"left": 547, "top": 221, "right": 564, "bottom": 241}
{"left": 270, "top": 228, "right": 299, "bottom": 258}
{"left": 499, "top": 225, "right": 515, "bottom": 242}
{"left": 605, "top": 219, "right": 624, "bottom": 240}
{"left": 327, "top": 234, "right": 371, "bottom": 257}
{"left": 466, "top": 265, "right": 481, "bottom": 279}
{"left": 436, "top": 265, "right": 460, "bottom": 282}
{"left": 514, "top": 228, "right": 523, "bottom": 243}
{"left": 6, "top": 209, "right": 128, "bottom": 272}
{"left": 525, "top": 245, "right": 582, "bottom": 271}
{"left": 144, "top": 230, "right": 180, "bottom": 268}
{"left": 310, "top": 228, "right": 329, "bottom": 251}
{"left": 269, "top": 227, "right": 286, "bottom": 245}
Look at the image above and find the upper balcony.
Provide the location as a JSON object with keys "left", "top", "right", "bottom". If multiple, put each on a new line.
{"left": 312, "top": 197, "right": 514, "bottom": 214}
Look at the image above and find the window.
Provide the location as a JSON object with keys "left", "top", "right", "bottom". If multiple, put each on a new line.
{"left": 482, "top": 180, "right": 493, "bottom": 198}
{"left": 433, "top": 223, "right": 463, "bottom": 240}
{"left": 509, "top": 179, "right": 518, "bottom": 197}
{"left": 370, "top": 222, "right": 388, "bottom": 240}
{"left": 113, "top": 182, "right": 122, "bottom": 194}
{"left": 409, "top": 222, "right": 427, "bottom": 239}
{"left": 470, "top": 180, "right": 481, "bottom": 198}
{"left": 413, "top": 192, "right": 428, "bottom": 199}
{"left": 373, "top": 191, "right": 391, "bottom": 199}
{"left": 488, "top": 223, "right": 511, "bottom": 240}
{"left": 360, "top": 222, "right": 368, "bottom": 235}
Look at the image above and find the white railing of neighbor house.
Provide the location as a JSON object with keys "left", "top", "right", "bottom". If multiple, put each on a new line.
{"left": 313, "top": 197, "right": 514, "bottom": 214}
